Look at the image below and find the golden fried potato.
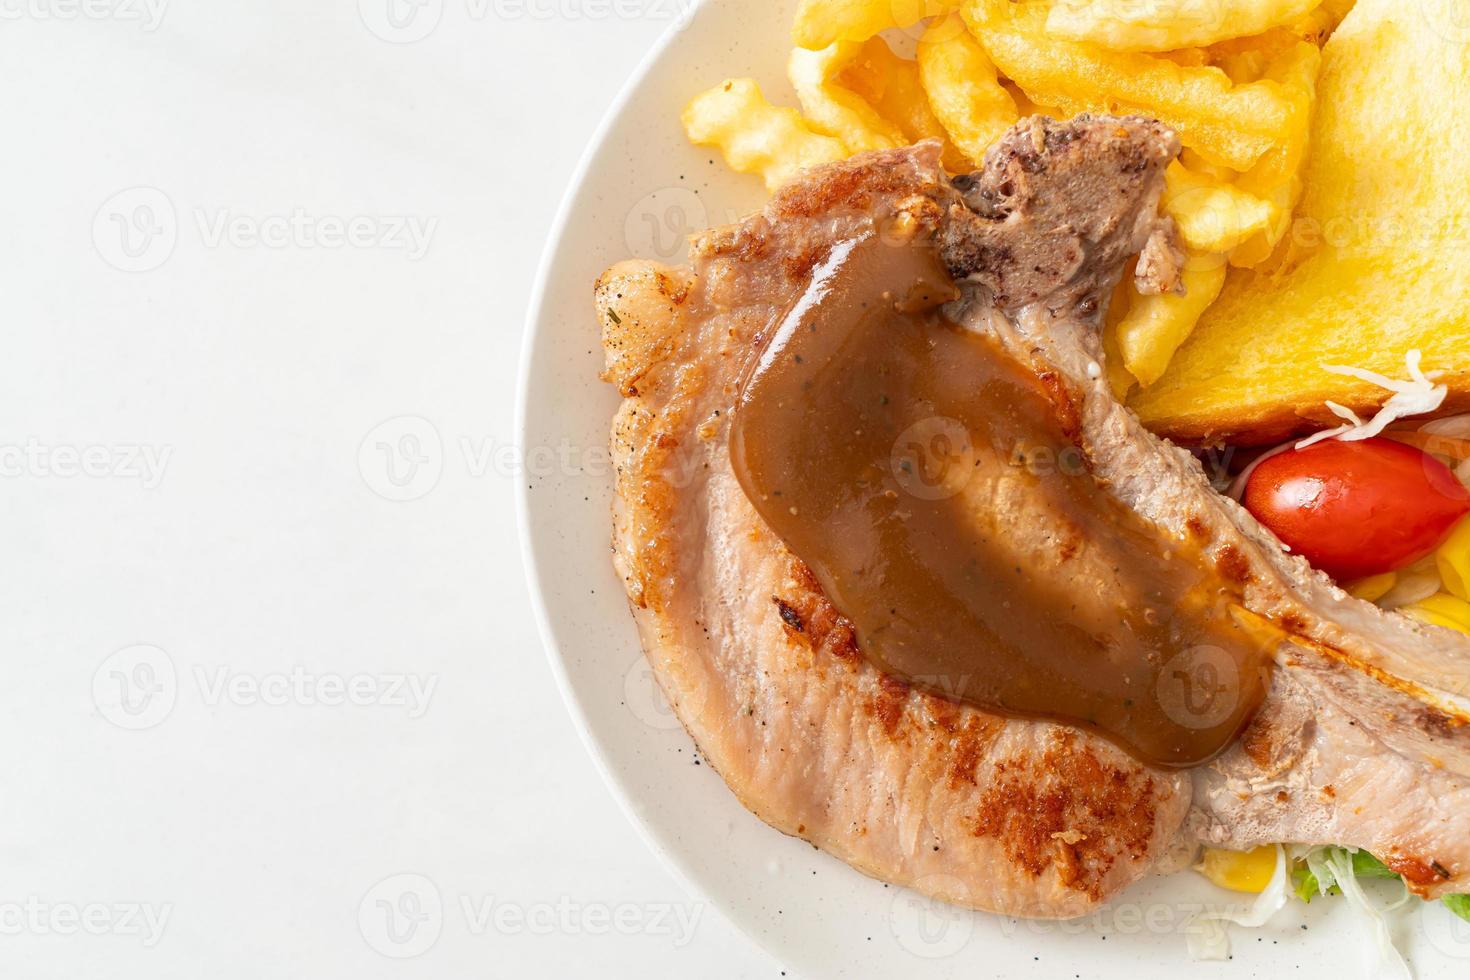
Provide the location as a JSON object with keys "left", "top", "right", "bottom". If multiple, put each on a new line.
{"left": 1208, "top": 27, "right": 1303, "bottom": 82}
{"left": 789, "top": 43, "right": 905, "bottom": 154}
{"left": 1102, "top": 274, "right": 1141, "bottom": 398}
{"left": 837, "top": 37, "right": 971, "bottom": 171}
{"left": 793, "top": 0, "right": 959, "bottom": 49}
{"left": 682, "top": 79, "right": 848, "bottom": 191}
{"left": 1130, "top": 0, "right": 1470, "bottom": 444}
{"left": 965, "top": 0, "right": 1296, "bottom": 170}
{"left": 1115, "top": 254, "right": 1228, "bottom": 386}
{"left": 917, "top": 14, "right": 1018, "bottom": 167}
{"left": 1002, "top": 79, "right": 1061, "bottom": 119}
{"left": 1044, "top": 0, "right": 1324, "bottom": 52}
{"left": 1163, "top": 163, "right": 1274, "bottom": 254}
{"left": 1229, "top": 40, "right": 1321, "bottom": 267}
{"left": 1289, "top": 0, "right": 1357, "bottom": 42}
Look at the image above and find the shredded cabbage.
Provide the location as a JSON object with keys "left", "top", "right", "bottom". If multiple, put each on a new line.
{"left": 1320, "top": 847, "right": 1412, "bottom": 980}
{"left": 1190, "top": 844, "right": 1470, "bottom": 970}
{"left": 1205, "top": 844, "right": 1470, "bottom": 974}
{"left": 1296, "top": 350, "right": 1448, "bottom": 450}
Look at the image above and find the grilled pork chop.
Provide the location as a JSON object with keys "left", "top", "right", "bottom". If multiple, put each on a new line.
{"left": 596, "top": 116, "right": 1470, "bottom": 916}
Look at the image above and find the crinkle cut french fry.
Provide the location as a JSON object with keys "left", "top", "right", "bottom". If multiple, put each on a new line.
{"left": 965, "top": 0, "right": 1296, "bottom": 171}
{"left": 789, "top": 43, "right": 905, "bottom": 154}
{"left": 793, "top": 0, "right": 960, "bottom": 49}
{"left": 1230, "top": 41, "right": 1321, "bottom": 267}
{"left": 1115, "top": 253, "right": 1228, "bottom": 386}
{"left": 917, "top": 14, "right": 1018, "bottom": 167}
{"left": 682, "top": 79, "right": 848, "bottom": 191}
{"left": 838, "top": 37, "right": 971, "bottom": 171}
{"left": 1044, "top": 0, "right": 1324, "bottom": 53}
{"left": 1163, "top": 162, "right": 1274, "bottom": 254}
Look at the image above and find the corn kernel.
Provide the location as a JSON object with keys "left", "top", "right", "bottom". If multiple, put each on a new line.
{"left": 1347, "top": 572, "right": 1397, "bottom": 603}
{"left": 1197, "top": 845, "right": 1279, "bottom": 893}
{"left": 1436, "top": 516, "right": 1470, "bottom": 602}
{"left": 1404, "top": 593, "right": 1470, "bottom": 635}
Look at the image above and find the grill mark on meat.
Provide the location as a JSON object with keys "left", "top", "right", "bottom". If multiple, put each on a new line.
{"left": 871, "top": 674, "right": 911, "bottom": 738}
{"left": 1035, "top": 369, "right": 1085, "bottom": 448}
{"left": 1280, "top": 612, "right": 1309, "bottom": 634}
{"left": 1215, "top": 544, "right": 1253, "bottom": 585}
{"left": 770, "top": 153, "right": 944, "bottom": 221}
{"left": 971, "top": 731, "right": 1159, "bottom": 901}
{"left": 1241, "top": 717, "right": 1277, "bottom": 768}
{"left": 773, "top": 597, "right": 804, "bottom": 633}
{"left": 1289, "top": 630, "right": 1469, "bottom": 728}
{"left": 782, "top": 241, "right": 833, "bottom": 283}
{"left": 947, "top": 717, "right": 1004, "bottom": 788}
{"left": 779, "top": 558, "right": 862, "bottom": 663}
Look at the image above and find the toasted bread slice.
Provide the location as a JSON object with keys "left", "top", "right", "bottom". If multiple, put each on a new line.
{"left": 1129, "top": 0, "right": 1470, "bottom": 446}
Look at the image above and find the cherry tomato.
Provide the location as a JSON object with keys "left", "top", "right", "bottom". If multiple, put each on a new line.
{"left": 1243, "top": 437, "right": 1470, "bottom": 582}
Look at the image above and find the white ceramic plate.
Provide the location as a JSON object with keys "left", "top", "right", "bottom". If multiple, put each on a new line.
{"left": 515, "top": 3, "right": 1470, "bottom": 975}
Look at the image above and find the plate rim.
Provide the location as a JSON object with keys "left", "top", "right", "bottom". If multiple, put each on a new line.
{"left": 512, "top": 0, "right": 755, "bottom": 954}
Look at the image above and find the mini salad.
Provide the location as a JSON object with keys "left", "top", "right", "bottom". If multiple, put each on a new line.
{"left": 1195, "top": 353, "right": 1470, "bottom": 967}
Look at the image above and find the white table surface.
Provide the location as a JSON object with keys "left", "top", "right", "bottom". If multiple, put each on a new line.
{"left": 0, "top": 2, "right": 781, "bottom": 976}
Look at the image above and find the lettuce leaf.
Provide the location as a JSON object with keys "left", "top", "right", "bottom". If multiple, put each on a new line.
{"left": 1291, "top": 848, "right": 1470, "bottom": 927}
{"left": 1292, "top": 848, "right": 1400, "bottom": 902}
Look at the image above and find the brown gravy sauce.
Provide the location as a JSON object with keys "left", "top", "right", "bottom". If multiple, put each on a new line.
{"left": 729, "top": 233, "right": 1270, "bottom": 768}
